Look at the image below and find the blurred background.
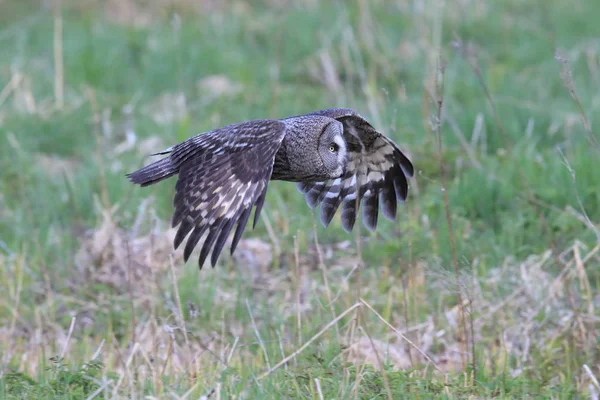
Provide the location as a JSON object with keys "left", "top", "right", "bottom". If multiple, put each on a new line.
{"left": 1, "top": 0, "right": 599, "bottom": 398}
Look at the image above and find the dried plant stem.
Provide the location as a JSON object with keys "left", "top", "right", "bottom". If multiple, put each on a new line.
{"left": 431, "top": 60, "right": 469, "bottom": 372}
{"left": 53, "top": 0, "right": 63, "bottom": 109}
{"left": 402, "top": 186, "right": 417, "bottom": 368}
{"left": 555, "top": 52, "right": 599, "bottom": 152}
{"left": 60, "top": 316, "right": 76, "bottom": 358}
{"left": 400, "top": 274, "right": 414, "bottom": 367}
{"left": 314, "top": 378, "right": 324, "bottom": 400}
{"left": 0, "top": 72, "right": 22, "bottom": 109}
{"left": 584, "top": 364, "right": 600, "bottom": 391}
{"left": 86, "top": 89, "right": 111, "bottom": 209}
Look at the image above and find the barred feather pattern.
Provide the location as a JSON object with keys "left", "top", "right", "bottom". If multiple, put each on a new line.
{"left": 297, "top": 108, "right": 414, "bottom": 232}
{"left": 167, "top": 119, "right": 286, "bottom": 269}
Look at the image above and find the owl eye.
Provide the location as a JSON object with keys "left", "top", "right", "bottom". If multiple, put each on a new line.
{"left": 328, "top": 143, "right": 338, "bottom": 153}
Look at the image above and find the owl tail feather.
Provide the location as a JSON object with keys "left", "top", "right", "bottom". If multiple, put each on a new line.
{"left": 126, "top": 156, "right": 177, "bottom": 187}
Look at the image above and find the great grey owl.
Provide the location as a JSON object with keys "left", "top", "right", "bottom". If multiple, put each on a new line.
{"left": 127, "top": 108, "right": 414, "bottom": 269}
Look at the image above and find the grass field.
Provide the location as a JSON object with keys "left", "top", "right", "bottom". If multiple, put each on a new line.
{"left": 1, "top": 0, "right": 599, "bottom": 398}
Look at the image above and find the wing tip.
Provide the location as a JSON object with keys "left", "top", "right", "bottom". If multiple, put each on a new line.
{"left": 363, "top": 216, "right": 378, "bottom": 232}
{"left": 341, "top": 221, "right": 354, "bottom": 233}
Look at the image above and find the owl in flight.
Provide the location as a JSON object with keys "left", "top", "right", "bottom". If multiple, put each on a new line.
{"left": 127, "top": 108, "right": 414, "bottom": 269}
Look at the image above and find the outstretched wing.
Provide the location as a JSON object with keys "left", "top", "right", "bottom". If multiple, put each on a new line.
{"left": 297, "top": 108, "right": 414, "bottom": 232}
{"left": 156, "top": 119, "right": 286, "bottom": 269}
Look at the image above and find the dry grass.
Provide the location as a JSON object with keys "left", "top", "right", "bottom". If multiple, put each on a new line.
{"left": 2, "top": 198, "right": 598, "bottom": 394}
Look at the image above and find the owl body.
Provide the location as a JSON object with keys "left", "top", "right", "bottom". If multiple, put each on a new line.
{"left": 127, "top": 108, "right": 414, "bottom": 269}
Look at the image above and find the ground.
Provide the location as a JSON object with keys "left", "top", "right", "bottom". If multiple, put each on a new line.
{"left": 0, "top": 0, "right": 599, "bottom": 399}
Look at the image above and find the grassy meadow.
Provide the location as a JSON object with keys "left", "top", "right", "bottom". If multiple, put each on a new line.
{"left": 1, "top": 0, "right": 599, "bottom": 398}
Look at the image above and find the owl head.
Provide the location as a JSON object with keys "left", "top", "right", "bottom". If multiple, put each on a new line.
{"left": 279, "top": 115, "right": 348, "bottom": 182}
{"left": 317, "top": 120, "right": 348, "bottom": 178}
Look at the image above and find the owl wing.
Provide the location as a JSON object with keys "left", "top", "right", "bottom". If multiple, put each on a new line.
{"left": 133, "top": 119, "right": 287, "bottom": 269}
{"left": 297, "top": 108, "right": 414, "bottom": 232}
